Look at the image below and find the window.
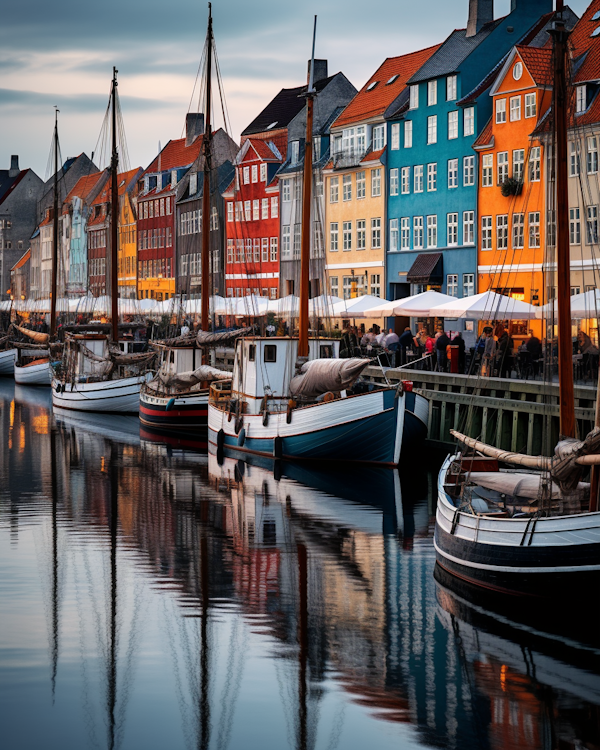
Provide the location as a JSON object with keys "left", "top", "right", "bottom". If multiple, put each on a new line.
{"left": 496, "top": 98, "right": 507, "bottom": 124}
{"left": 427, "top": 215, "right": 437, "bottom": 248}
{"left": 587, "top": 206, "right": 598, "bottom": 244}
{"left": 227, "top": 239, "right": 234, "bottom": 264}
{"left": 525, "top": 92, "right": 536, "bottom": 118}
{"left": 372, "top": 124, "right": 385, "bottom": 151}
{"left": 330, "top": 276, "right": 339, "bottom": 298}
{"left": 290, "top": 141, "right": 299, "bottom": 165}
{"left": 427, "top": 115, "right": 437, "bottom": 144}
{"left": 512, "top": 214, "right": 525, "bottom": 248}
{"left": 447, "top": 213, "right": 458, "bottom": 246}
{"left": 414, "top": 216, "right": 424, "bottom": 249}
{"left": 401, "top": 167, "right": 410, "bottom": 194}
{"left": 343, "top": 174, "right": 352, "bottom": 201}
{"left": 293, "top": 224, "right": 301, "bottom": 258}
{"left": 409, "top": 85, "right": 419, "bottom": 109}
{"left": 445, "top": 158, "right": 458, "bottom": 190}
{"left": 252, "top": 238, "right": 260, "bottom": 262}
{"left": 294, "top": 179, "right": 302, "bottom": 202}
{"left": 342, "top": 221, "right": 352, "bottom": 251}
{"left": 480, "top": 216, "right": 493, "bottom": 250}
{"left": 243, "top": 166, "right": 250, "bottom": 184}
{"left": 576, "top": 85, "right": 587, "bottom": 113}
{"left": 313, "top": 136, "right": 321, "bottom": 161}
{"left": 447, "top": 75, "right": 457, "bottom": 101}
{"left": 464, "top": 107, "right": 474, "bottom": 137}
{"left": 371, "top": 218, "right": 381, "bottom": 249}
{"left": 282, "top": 179, "right": 291, "bottom": 202}
{"left": 447, "top": 274, "right": 459, "bottom": 297}
{"left": 370, "top": 274, "right": 381, "bottom": 297}
{"left": 404, "top": 120, "right": 413, "bottom": 148}
{"left": 330, "top": 222, "right": 339, "bottom": 251}
{"left": 371, "top": 168, "right": 381, "bottom": 197}
{"left": 401, "top": 218, "right": 410, "bottom": 249}
{"left": 391, "top": 123, "right": 400, "bottom": 150}
{"left": 482, "top": 154, "right": 493, "bottom": 186}
{"left": 463, "top": 211, "right": 474, "bottom": 245}
{"left": 253, "top": 199, "right": 260, "bottom": 221}
{"left": 264, "top": 345, "right": 277, "bottom": 363}
{"left": 510, "top": 96, "right": 521, "bottom": 121}
{"left": 448, "top": 111, "right": 458, "bottom": 139}
{"left": 314, "top": 177, "right": 323, "bottom": 197}
{"left": 260, "top": 163, "right": 267, "bottom": 182}
{"left": 463, "top": 273, "right": 475, "bottom": 297}
{"left": 244, "top": 200, "right": 251, "bottom": 222}
{"left": 356, "top": 171, "right": 366, "bottom": 199}
{"left": 570, "top": 142, "right": 580, "bottom": 176}
{"left": 390, "top": 168, "right": 399, "bottom": 196}
{"left": 427, "top": 80, "right": 437, "bottom": 106}
{"left": 528, "top": 212, "right": 540, "bottom": 248}
{"left": 464, "top": 156, "right": 475, "bottom": 186}
{"left": 547, "top": 210, "right": 556, "bottom": 247}
{"left": 570, "top": 207, "right": 581, "bottom": 244}
{"left": 497, "top": 151, "right": 509, "bottom": 184}
{"left": 356, "top": 220, "right": 366, "bottom": 250}
{"left": 513, "top": 149, "right": 525, "bottom": 181}
{"left": 529, "top": 147, "right": 541, "bottom": 181}
{"left": 497, "top": 214, "right": 508, "bottom": 249}
{"left": 282, "top": 225, "right": 291, "bottom": 259}
{"left": 227, "top": 202, "right": 233, "bottom": 222}
{"left": 330, "top": 176, "right": 339, "bottom": 203}
{"left": 261, "top": 198, "right": 269, "bottom": 220}
{"left": 587, "top": 136, "right": 598, "bottom": 174}
{"left": 414, "top": 165, "right": 424, "bottom": 192}
{"left": 427, "top": 163, "right": 437, "bottom": 191}
{"left": 261, "top": 237, "right": 269, "bottom": 262}
{"left": 251, "top": 164, "right": 258, "bottom": 183}
{"left": 389, "top": 218, "right": 399, "bottom": 251}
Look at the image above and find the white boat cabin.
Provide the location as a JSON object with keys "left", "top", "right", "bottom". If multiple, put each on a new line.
{"left": 232, "top": 337, "right": 339, "bottom": 415}
{"left": 158, "top": 346, "right": 202, "bottom": 379}
{"left": 73, "top": 335, "right": 110, "bottom": 376}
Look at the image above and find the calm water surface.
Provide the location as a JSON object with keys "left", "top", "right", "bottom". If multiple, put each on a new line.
{"left": 1, "top": 379, "right": 600, "bottom": 750}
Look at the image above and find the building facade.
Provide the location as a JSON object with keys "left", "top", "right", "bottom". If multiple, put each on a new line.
{"left": 117, "top": 168, "right": 143, "bottom": 299}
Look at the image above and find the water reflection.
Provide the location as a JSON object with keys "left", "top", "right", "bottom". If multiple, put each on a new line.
{"left": 0, "top": 379, "right": 599, "bottom": 750}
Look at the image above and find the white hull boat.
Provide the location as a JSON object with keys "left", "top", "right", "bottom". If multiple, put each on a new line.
{"left": 0, "top": 348, "right": 16, "bottom": 376}
{"left": 52, "top": 374, "right": 149, "bottom": 413}
{"left": 14, "top": 358, "right": 52, "bottom": 386}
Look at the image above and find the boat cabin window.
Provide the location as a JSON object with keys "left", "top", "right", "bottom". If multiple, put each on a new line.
{"left": 264, "top": 345, "right": 277, "bottom": 363}
{"left": 319, "top": 345, "right": 333, "bottom": 359}
{"left": 169, "top": 350, "right": 175, "bottom": 364}
{"left": 249, "top": 345, "right": 256, "bottom": 362}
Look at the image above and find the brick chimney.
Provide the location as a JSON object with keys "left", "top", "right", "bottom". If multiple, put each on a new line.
{"left": 466, "top": 0, "right": 494, "bottom": 37}
{"left": 307, "top": 59, "right": 328, "bottom": 85}
{"left": 186, "top": 113, "right": 205, "bottom": 147}
{"left": 8, "top": 155, "right": 19, "bottom": 177}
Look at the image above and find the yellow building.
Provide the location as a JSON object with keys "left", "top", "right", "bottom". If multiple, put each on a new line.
{"left": 117, "top": 168, "right": 142, "bottom": 300}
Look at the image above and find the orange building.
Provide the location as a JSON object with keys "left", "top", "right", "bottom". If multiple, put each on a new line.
{"left": 475, "top": 45, "right": 553, "bottom": 331}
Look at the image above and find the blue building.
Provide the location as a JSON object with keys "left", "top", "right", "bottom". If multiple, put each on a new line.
{"left": 384, "top": 0, "right": 553, "bottom": 315}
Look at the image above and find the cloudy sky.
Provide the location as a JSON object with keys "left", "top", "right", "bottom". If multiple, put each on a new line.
{"left": 0, "top": 0, "right": 589, "bottom": 178}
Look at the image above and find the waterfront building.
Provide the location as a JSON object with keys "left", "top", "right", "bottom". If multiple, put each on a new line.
{"left": 10, "top": 249, "right": 30, "bottom": 301}
{"left": 175, "top": 118, "right": 238, "bottom": 299}
{"left": 0, "top": 155, "right": 43, "bottom": 301}
{"left": 117, "top": 168, "right": 143, "bottom": 299}
{"left": 323, "top": 48, "right": 439, "bottom": 306}
{"left": 384, "top": 0, "right": 553, "bottom": 313}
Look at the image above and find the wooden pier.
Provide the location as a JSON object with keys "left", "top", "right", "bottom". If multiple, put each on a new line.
{"left": 364, "top": 367, "right": 597, "bottom": 455}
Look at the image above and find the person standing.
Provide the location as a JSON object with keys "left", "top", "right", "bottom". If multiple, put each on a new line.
{"left": 435, "top": 330, "right": 450, "bottom": 372}
{"left": 452, "top": 332, "right": 466, "bottom": 374}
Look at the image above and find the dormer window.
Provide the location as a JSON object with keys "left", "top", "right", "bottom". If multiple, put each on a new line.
{"left": 409, "top": 85, "right": 419, "bottom": 110}
{"left": 446, "top": 75, "right": 457, "bottom": 101}
{"left": 386, "top": 75, "right": 399, "bottom": 85}
{"left": 592, "top": 25, "right": 600, "bottom": 37}
{"left": 427, "top": 80, "right": 437, "bottom": 106}
{"left": 366, "top": 81, "right": 379, "bottom": 91}
{"left": 313, "top": 136, "right": 321, "bottom": 161}
{"left": 267, "top": 121, "right": 278, "bottom": 130}
{"left": 513, "top": 61, "right": 523, "bottom": 81}
{"left": 189, "top": 172, "right": 198, "bottom": 194}
{"left": 290, "top": 141, "right": 300, "bottom": 165}
{"left": 576, "top": 85, "right": 587, "bottom": 113}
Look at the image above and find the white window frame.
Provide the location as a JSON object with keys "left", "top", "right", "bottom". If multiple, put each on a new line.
{"left": 495, "top": 98, "right": 506, "bottom": 124}
{"left": 401, "top": 217, "right": 410, "bottom": 249}
{"left": 391, "top": 123, "right": 400, "bottom": 150}
{"left": 356, "top": 219, "right": 366, "bottom": 250}
{"left": 356, "top": 171, "right": 366, "bottom": 199}
{"left": 409, "top": 85, "right": 419, "bottom": 109}
{"left": 371, "top": 217, "right": 381, "bottom": 249}
{"left": 448, "top": 158, "right": 458, "bottom": 189}
{"left": 427, "top": 162, "right": 437, "bottom": 192}
{"left": 497, "top": 151, "right": 509, "bottom": 184}
{"left": 447, "top": 274, "right": 459, "bottom": 297}
{"left": 389, "top": 218, "right": 399, "bottom": 252}
{"left": 512, "top": 213, "right": 525, "bottom": 249}
{"left": 390, "top": 168, "right": 399, "bottom": 196}
{"left": 330, "top": 176, "right": 339, "bottom": 203}
{"left": 404, "top": 120, "right": 413, "bottom": 148}
{"left": 401, "top": 167, "right": 410, "bottom": 194}
{"left": 463, "top": 156, "right": 475, "bottom": 186}
{"left": 525, "top": 92, "right": 536, "bottom": 119}
{"left": 342, "top": 221, "right": 352, "bottom": 251}
{"left": 463, "top": 273, "right": 475, "bottom": 297}
{"left": 570, "top": 208, "right": 581, "bottom": 245}
{"left": 427, "top": 80, "right": 437, "bottom": 106}
{"left": 447, "top": 75, "right": 457, "bottom": 101}
{"left": 481, "top": 216, "right": 492, "bottom": 250}
{"left": 371, "top": 168, "right": 381, "bottom": 197}
{"left": 463, "top": 211, "right": 475, "bottom": 245}
{"left": 513, "top": 149, "right": 525, "bottom": 182}
{"left": 330, "top": 222, "right": 339, "bottom": 252}
{"left": 427, "top": 115, "right": 437, "bottom": 145}
{"left": 447, "top": 213, "right": 458, "bottom": 246}
{"left": 528, "top": 211, "right": 540, "bottom": 248}
{"left": 414, "top": 165, "right": 424, "bottom": 193}
{"left": 464, "top": 107, "right": 474, "bottom": 137}
{"left": 413, "top": 216, "right": 424, "bottom": 249}
{"left": 497, "top": 214, "right": 508, "bottom": 249}
{"left": 482, "top": 154, "right": 493, "bottom": 187}
{"left": 509, "top": 96, "right": 521, "bottom": 122}
{"left": 448, "top": 110, "right": 458, "bottom": 140}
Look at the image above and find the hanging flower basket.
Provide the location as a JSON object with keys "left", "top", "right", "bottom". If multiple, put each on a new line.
{"left": 500, "top": 177, "right": 523, "bottom": 197}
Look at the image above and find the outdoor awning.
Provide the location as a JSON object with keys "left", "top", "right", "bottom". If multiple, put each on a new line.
{"left": 406, "top": 252, "right": 443, "bottom": 285}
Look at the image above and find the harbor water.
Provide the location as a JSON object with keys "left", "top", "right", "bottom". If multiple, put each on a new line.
{"left": 1, "top": 379, "right": 599, "bottom": 750}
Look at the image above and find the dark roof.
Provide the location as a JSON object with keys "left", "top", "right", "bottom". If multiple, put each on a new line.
{"left": 408, "top": 22, "right": 502, "bottom": 84}
{"left": 406, "top": 252, "right": 443, "bottom": 284}
{"left": 0, "top": 170, "right": 28, "bottom": 206}
{"left": 242, "top": 75, "right": 336, "bottom": 136}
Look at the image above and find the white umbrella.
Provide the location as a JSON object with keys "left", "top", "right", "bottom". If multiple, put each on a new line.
{"left": 362, "top": 290, "right": 457, "bottom": 318}
{"left": 537, "top": 288, "right": 600, "bottom": 319}
{"left": 138, "top": 298, "right": 159, "bottom": 312}
{"left": 309, "top": 294, "right": 343, "bottom": 317}
{"left": 268, "top": 294, "right": 298, "bottom": 315}
{"left": 429, "top": 291, "right": 538, "bottom": 320}
{"left": 0, "top": 300, "right": 12, "bottom": 311}
{"left": 331, "top": 294, "right": 390, "bottom": 319}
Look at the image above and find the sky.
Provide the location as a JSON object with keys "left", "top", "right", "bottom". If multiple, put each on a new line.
{"left": 0, "top": 0, "right": 591, "bottom": 179}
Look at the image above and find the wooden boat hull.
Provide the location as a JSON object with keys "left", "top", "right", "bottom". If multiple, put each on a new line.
{"left": 51, "top": 374, "right": 149, "bottom": 414}
{"left": 208, "top": 388, "right": 428, "bottom": 466}
{"left": 434, "top": 455, "right": 600, "bottom": 596}
{"left": 0, "top": 349, "right": 17, "bottom": 376}
{"left": 14, "top": 360, "right": 52, "bottom": 386}
{"left": 139, "top": 388, "right": 208, "bottom": 431}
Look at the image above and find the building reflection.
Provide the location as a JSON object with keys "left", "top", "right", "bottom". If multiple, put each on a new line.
{"left": 1, "top": 380, "right": 599, "bottom": 750}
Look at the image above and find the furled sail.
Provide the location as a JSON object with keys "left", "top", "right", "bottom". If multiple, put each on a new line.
{"left": 13, "top": 324, "right": 50, "bottom": 345}
{"left": 158, "top": 365, "right": 231, "bottom": 390}
{"left": 196, "top": 327, "right": 255, "bottom": 346}
{"left": 289, "top": 358, "right": 370, "bottom": 400}
{"left": 467, "top": 471, "right": 590, "bottom": 500}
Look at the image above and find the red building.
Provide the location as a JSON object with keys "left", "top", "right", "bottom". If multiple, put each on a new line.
{"left": 223, "top": 138, "right": 282, "bottom": 298}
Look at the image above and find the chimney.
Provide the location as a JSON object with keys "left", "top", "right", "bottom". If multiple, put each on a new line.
{"left": 186, "top": 113, "right": 205, "bottom": 147}
{"left": 466, "top": 0, "right": 494, "bottom": 37}
{"left": 307, "top": 59, "right": 328, "bottom": 86}
{"left": 8, "top": 155, "right": 19, "bottom": 177}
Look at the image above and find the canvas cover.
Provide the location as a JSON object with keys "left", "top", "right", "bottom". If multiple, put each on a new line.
{"left": 159, "top": 364, "right": 231, "bottom": 390}
{"left": 289, "top": 358, "right": 370, "bottom": 400}
{"left": 468, "top": 471, "right": 590, "bottom": 500}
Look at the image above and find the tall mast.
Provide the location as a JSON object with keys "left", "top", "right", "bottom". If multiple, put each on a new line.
{"left": 297, "top": 16, "right": 317, "bottom": 360}
{"left": 551, "top": 6, "right": 575, "bottom": 439}
{"left": 201, "top": 3, "right": 213, "bottom": 332}
{"left": 110, "top": 67, "right": 119, "bottom": 344}
{"left": 50, "top": 108, "right": 59, "bottom": 338}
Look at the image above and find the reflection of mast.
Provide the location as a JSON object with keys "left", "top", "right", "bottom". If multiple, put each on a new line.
{"left": 200, "top": 4, "right": 213, "bottom": 333}
{"left": 199, "top": 505, "right": 210, "bottom": 750}
{"left": 108, "top": 442, "right": 118, "bottom": 750}
{"left": 297, "top": 543, "right": 308, "bottom": 750}
{"left": 50, "top": 427, "right": 59, "bottom": 701}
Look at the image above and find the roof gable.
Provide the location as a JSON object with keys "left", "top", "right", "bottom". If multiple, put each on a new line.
{"left": 570, "top": 0, "right": 600, "bottom": 83}
{"left": 490, "top": 46, "right": 552, "bottom": 96}
{"left": 144, "top": 135, "right": 204, "bottom": 175}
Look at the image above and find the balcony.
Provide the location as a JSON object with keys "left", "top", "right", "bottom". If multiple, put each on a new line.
{"left": 332, "top": 146, "right": 370, "bottom": 170}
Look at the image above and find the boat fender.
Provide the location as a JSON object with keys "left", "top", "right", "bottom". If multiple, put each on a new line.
{"left": 166, "top": 398, "right": 175, "bottom": 411}
{"left": 286, "top": 399, "right": 296, "bottom": 424}
{"left": 262, "top": 410, "right": 269, "bottom": 427}
{"left": 237, "top": 428, "right": 246, "bottom": 447}
{"left": 217, "top": 429, "right": 225, "bottom": 451}
{"left": 55, "top": 382, "right": 63, "bottom": 394}
{"left": 235, "top": 415, "right": 243, "bottom": 435}
{"left": 273, "top": 436, "right": 283, "bottom": 459}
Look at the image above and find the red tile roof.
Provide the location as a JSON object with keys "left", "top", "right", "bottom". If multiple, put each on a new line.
{"left": 516, "top": 46, "right": 553, "bottom": 87}
{"left": 360, "top": 148, "right": 385, "bottom": 164}
{"left": 472, "top": 117, "right": 493, "bottom": 149}
{"left": 62, "top": 171, "right": 106, "bottom": 214}
{"left": 333, "top": 44, "right": 442, "bottom": 129}
{"left": 247, "top": 138, "right": 282, "bottom": 162}
{"left": 570, "top": 0, "right": 600, "bottom": 83}
{"left": 12, "top": 249, "right": 30, "bottom": 271}
{"left": 144, "top": 135, "right": 204, "bottom": 174}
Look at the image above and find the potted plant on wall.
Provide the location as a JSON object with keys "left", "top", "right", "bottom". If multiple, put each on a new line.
{"left": 500, "top": 176, "right": 523, "bottom": 197}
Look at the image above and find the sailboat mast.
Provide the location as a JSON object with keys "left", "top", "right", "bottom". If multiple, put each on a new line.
{"left": 201, "top": 3, "right": 213, "bottom": 332}
{"left": 50, "top": 109, "right": 59, "bottom": 338}
{"left": 110, "top": 68, "right": 119, "bottom": 344}
{"left": 298, "top": 16, "right": 317, "bottom": 360}
{"left": 551, "top": 6, "right": 575, "bottom": 438}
